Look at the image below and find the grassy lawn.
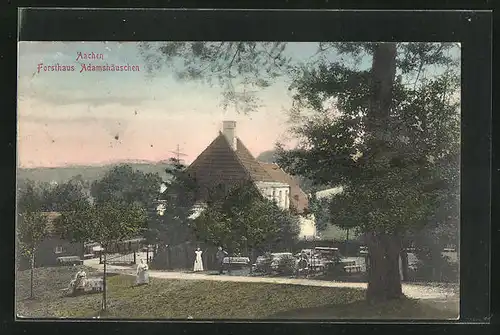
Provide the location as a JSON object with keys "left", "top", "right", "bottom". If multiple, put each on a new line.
{"left": 270, "top": 298, "right": 459, "bottom": 320}
{"left": 16, "top": 266, "right": 457, "bottom": 320}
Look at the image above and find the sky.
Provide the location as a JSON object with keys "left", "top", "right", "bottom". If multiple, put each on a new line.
{"left": 17, "top": 42, "right": 329, "bottom": 168}
{"left": 17, "top": 42, "right": 459, "bottom": 169}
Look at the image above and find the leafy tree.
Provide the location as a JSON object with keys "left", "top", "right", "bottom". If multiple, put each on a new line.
{"left": 148, "top": 158, "right": 198, "bottom": 248}
{"left": 276, "top": 43, "right": 459, "bottom": 301}
{"left": 308, "top": 192, "right": 332, "bottom": 233}
{"left": 91, "top": 164, "right": 163, "bottom": 247}
{"left": 54, "top": 199, "right": 146, "bottom": 310}
{"left": 17, "top": 179, "right": 49, "bottom": 298}
{"left": 17, "top": 211, "right": 49, "bottom": 299}
{"left": 139, "top": 42, "right": 291, "bottom": 112}
{"left": 139, "top": 41, "right": 459, "bottom": 302}
{"left": 43, "top": 176, "right": 91, "bottom": 212}
{"left": 91, "top": 164, "right": 162, "bottom": 208}
{"left": 17, "top": 180, "right": 44, "bottom": 213}
{"left": 192, "top": 181, "right": 300, "bottom": 256}
{"left": 17, "top": 176, "right": 92, "bottom": 213}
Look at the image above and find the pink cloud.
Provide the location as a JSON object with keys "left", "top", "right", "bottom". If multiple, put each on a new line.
{"left": 17, "top": 97, "right": 291, "bottom": 168}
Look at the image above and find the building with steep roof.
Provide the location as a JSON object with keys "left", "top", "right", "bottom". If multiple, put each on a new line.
{"left": 185, "top": 121, "right": 316, "bottom": 239}
{"left": 258, "top": 162, "right": 309, "bottom": 214}
{"left": 186, "top": 121, "right": 291, "bottom": 209}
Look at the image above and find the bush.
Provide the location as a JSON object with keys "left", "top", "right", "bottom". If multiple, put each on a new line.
{"left": 410, "top": 252, "right": 458, "bottom": 283}
{"left": 324, "top": 262, "right": 347, "bottom": 277}
{"left": 254, "top": 253, "right": 273, "bottom": 274}
{"left": 275, "top": 255, "right": 296, "bottom": 275}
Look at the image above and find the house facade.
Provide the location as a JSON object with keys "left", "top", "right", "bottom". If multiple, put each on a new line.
{"left": 185, "top": 121, "right": 316, "bottom": 238}
{"left": 17, "top": 212, "right": 85, "bottom": 270}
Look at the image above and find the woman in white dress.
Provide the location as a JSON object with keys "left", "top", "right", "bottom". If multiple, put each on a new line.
{"left": 136, "top": 259, "right": 149, "bottom": 285}
{"left": 193, "top": 247, "right": 204, "bottom": 272}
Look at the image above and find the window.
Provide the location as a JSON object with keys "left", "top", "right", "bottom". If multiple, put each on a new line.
{"left": 279, "top": 190, "right": 283, "bottom": 207}
{"left": 55, "top": 246, "right": 63, "bottom": 254}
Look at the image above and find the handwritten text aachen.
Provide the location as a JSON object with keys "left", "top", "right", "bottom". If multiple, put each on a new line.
{"left": 36, "top": 51, "right": 141, "bottom": 74}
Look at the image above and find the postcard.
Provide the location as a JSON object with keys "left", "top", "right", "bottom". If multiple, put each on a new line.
{"left": 16, "top": 41, "right": 460, "bottom": 320}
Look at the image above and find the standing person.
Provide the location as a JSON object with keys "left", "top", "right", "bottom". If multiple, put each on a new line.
{"left": 193, "top": 247, "right": 204, "bottom": 272}
{"left": 297, "top": 251, "right": 309, "bottom": 278}
{"left": 136, "top": 259, "right": 149, "bottom": 285}
{"left": 216, "top": 246, "right": 228, "bottom": 274}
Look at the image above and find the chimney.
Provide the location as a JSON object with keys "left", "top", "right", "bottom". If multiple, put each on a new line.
{"left": 222, "top": 121, "right": 237, "bottom": 151}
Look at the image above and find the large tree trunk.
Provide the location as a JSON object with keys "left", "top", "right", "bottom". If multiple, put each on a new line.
{"left": 369, "top": 43, "right": 397, "bottom": 128}
{"left": 367, "top": 42, "right": 398, "bottom": 157}
{"left": 366, "top": 232, "right": 404, "bottom": 303}
{"left": 365, "top": 43, "right": 400, "bottom": 302}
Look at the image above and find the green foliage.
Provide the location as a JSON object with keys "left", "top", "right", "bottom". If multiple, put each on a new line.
{"left": 91, "top": 164, "right": 162, "bottom": 208}
{"left": 17, "top": 211, "right": 49, "bottom": 258}
{"left": 308, "top": 193, "right": 332, "bottom": 232}
{"left": 276, "top": 44, "right": 460, "bottom": 236}
{"left": 139, "top": 42, "right": 293, "bottom": 113}
{"left": 89, "top": 164, "right": 162, "bottom": 245}
{"left": 254, "top": 252, "right": 274, "bottom": 273}
{"left": 147, "top": 158, "right": 199, "bottom": 246}
{"left": 139, "top": 42, "right": 460, "bottom": 298}
{"left": 54, "top": 199, "right": 147, "bottom": 248}
{"left": 19, "top": 165, "right": 155, "bottom": 249}
{"left": 45, "top": 177, "right": 91, "bottom": 212}
{"left": 192, "top": 181, "right": 300, "bottom": 253}
{"left": 17, "top": 180, "right": 44, "bottom": 213}
{"left": 275, "top": 254, "right": 297, "bottom": 275}
{"left": 17, "top": 176, "right": 91, "bottom": 213}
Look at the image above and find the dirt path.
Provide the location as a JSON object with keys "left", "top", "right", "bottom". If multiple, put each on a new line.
{"left": 84, "top": 259, "right": 458, "bottom": 301}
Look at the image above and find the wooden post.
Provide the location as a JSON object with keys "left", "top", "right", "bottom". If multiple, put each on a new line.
{"left": 102, "top": 251, "right": 107, "bottom": 311}
{"left": 133, "top": 250, "right": 136, "bottom": 264}
{"left": 30, "top": 252, "right": 35, "bottom": 299}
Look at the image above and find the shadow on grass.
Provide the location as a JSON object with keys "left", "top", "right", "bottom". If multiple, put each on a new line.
{"left": 266, "top": 297, "right": 459, "bottom": 320}
{"left": 65, "top": 290, "right": 103, "bottom": 298}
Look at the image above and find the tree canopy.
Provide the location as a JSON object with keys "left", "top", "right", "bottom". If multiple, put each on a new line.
{"left": 54, "top": 199, "right": 147, "bottom": 248}
{"left": 91, "top": 164, "right": 162, "bottom": 208}
{"left": 192, "top": 181, "right": 300, "bottom": 254}
{"left": 276, "top": 45, "right": 459, "bottom": 237}
{"left": 17, "top": 211, "right": 49, "bottom": 259}
{"left": 139, "top": 41, "right": 460, "bottom": 301}
{"left": 147, "top": 158, "right": 199, "bottom": 246}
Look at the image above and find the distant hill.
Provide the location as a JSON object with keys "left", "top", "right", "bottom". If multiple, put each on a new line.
{"left": 17, "top": 161, "right": 174, "bottom": 185}
{"left": 256, "top": 150, "right": 277, "bottom": 163}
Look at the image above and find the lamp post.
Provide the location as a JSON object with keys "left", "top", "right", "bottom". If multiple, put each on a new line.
{"left": 242, "top": 236, "right": 248, "bottom": 257}
{"left": 241, "top": 236, "right": 248, "bottom": 275}
{"left": 101, "top": 246, "right": 107, "bottom": 312}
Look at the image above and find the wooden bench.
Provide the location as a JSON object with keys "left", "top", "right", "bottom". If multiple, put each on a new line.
{"left": 69, "top": 277, "right": 103, "bottom": 294}
{"left": 344, "top": 265, "right": 362, "bottom": 273}
{"left": 57, "top": 256, "right": 83, "bottom": 266}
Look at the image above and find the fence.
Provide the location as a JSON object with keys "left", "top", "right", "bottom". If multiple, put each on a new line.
{"left": 102, "top": 251, "right": 137, "bottom": 265}
{"left": 292, "top": 239, "right": 364, "bottom": 257}
{"left": 150, "top": 242, "right": 220, "bottom": 270}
